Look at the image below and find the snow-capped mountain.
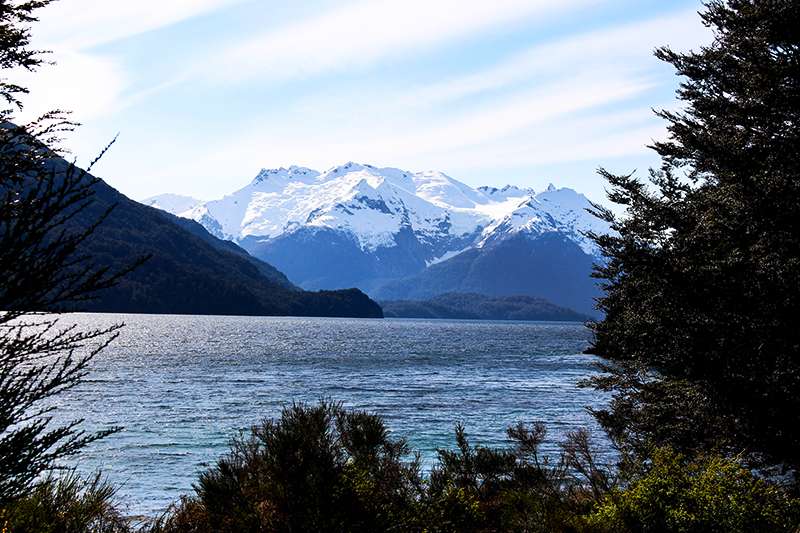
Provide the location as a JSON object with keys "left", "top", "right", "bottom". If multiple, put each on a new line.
{"left": 172, "top": 162, "right": 604, "bottom": 257}
{"left": 147, "top": 162, "right": 608, "bottom": 315}
{"left": 477, "top": 184, "right": 609, "bottom": 256}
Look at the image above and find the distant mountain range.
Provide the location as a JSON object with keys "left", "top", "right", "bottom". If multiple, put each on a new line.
{"left": 381, "top": 293, "right": 590, "bottom": 322}
{"left": 144, "top": 162, "right": 610, "bottom": 316}
{"left": 49, "top": 157, "right": 382, "bottom": 318}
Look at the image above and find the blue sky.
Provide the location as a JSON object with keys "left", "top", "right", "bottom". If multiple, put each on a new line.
{"left": 21, "top": 0, "right": 710, "bottom": 204}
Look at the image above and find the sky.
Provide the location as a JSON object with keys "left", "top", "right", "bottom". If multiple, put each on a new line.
{"left": 18, "top": 0, "right": 711, "bottom": 204}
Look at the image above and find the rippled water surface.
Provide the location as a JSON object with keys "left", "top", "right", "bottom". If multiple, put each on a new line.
{"left": 52, "top": 313, "right": 608, "bottom": 515}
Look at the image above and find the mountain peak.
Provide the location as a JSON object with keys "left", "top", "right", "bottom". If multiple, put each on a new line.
{"left": 536, "top": 185, "right": 583, "bottom": 202}
{"left": 137, "top": 162, "right": 610, "bottom": 319}
{"left": 252, "top": 166, "right": 318, "bottom": 184}
{"left": 477, "top": 184, "right": 534, "bottom": 202}
{"left": 325, "top": 161, "right": 371, "bottom": 175}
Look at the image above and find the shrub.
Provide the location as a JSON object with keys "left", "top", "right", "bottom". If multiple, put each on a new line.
{"left": 152, "top": 401, "right": 423, "bottom": 532}
{"left": 0, "top": 472, "right": 130, "bottom": 533}
{"left": 584, "top": 448, "right": 800, "bottom": 533}
{"left": 424, "top": 423, "right": 608, "bottom": 532}
{"left": 149, "top": 403, "right": 800, "bottom": 532}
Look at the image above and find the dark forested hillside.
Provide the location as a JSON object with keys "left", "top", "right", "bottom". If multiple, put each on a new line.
{"left": 381, "top": 292, "right": 589, "bottom": 322}
{"left": 54, "top": 159, "right": 382, "bottom": 318}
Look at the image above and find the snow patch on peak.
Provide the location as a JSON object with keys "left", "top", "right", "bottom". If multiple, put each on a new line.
{"left": 427, "top": 247, "right": 470, "bottom": 267}
{"left": 413, "top": 170, "right": 490, "bottom": 209}
{"left": 323, "top": 161, "right": 370, "bottom": 177}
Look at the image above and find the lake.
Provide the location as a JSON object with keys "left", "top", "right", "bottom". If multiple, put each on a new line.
{"left": 50, "top": 313, "right": 609, "bottom": 516}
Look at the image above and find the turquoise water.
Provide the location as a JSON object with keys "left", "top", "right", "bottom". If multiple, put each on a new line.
{"left": 52, "top": 314, "right": 609, "bottom": 516}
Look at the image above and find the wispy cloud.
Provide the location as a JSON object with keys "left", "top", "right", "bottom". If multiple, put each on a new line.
{"left": 433, "top": 107, "right": 668, "bottom": 170}
{"left": 19, "top": 0, "right": 244, "bottom": 122}
{"left": 180, "top": 9, "right": 699, "bottom": 179}
{"left": 147, "top": 68, "right": 655, "bottom": 191}
{"left": 395, "top": 71, "right": 655, "bottom": 154}
{"left": 403, "top": 9, "right": 708, "bottom": 108}
{"left": 14, "top": 50, "right": 126, "bottom": 123}
{"left": 34, "top": 0, "right": 245, "bottom": 50}
{"left": 201, "top": 0, "right": 599, "bottom": 83}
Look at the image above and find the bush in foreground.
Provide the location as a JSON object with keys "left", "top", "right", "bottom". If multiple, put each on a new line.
{"left": 423, "top": 423, "right": 607, "bottom": 532}
{"left": 585, "top": 448, "right": 800, "bottom": 533}
{"left": 149, "top": 401, "right": 423, "bottom": 532}
{"left": 1, "top": 403, "right": 797, "bottom": 532}
{"left": 147, "top": 402, "right": 800, "bottom": 533}
{"left": 0, "top": 473, "right": 129, "bottom": 533}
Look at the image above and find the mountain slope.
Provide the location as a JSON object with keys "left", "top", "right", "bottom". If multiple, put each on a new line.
{"left": 373, "top": 233, "right": 600, "bottom": 317}
{"left": 381, "top": 293, "right": 589, "bottom": 322}
{"left": 55, "top": 160, "right": 382, "bottom": 317}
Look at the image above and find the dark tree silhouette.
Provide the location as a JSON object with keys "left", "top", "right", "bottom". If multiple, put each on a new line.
{"left": 0, "top": 0, "right": 143, "bottom": 503}
{"left": 588, "top": 0, "right": 800, "bottom": 474}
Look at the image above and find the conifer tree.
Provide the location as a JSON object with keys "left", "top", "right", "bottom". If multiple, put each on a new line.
{"left": 0, "top": 0, "right": 141, "bottom": 503}
{"left": 588, "top": 0, "right": 800, "bottom": 473}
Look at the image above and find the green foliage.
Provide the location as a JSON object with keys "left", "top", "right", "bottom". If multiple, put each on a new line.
{"left": 151, "top": 401, "right": 423, "bottom": 532}
{"left": 585, "top": 448, "right": 800, "bottom": 533}
{"left": 425, "top": 422, "right": 587, "bottom": 532}
{"left": 587, "top": 0, "right": 800, "bottom": 471}
{"left": 150, "top": 403, "right": 613, "bottom": 533}
{"left": 0, "top": 473, "right": 130, "bottom": 533}
{"left": 149, "top": 403, "right": 800, "bottom": 532}
{"left": 3, "top": 404, "right": 799, "bottom": 533}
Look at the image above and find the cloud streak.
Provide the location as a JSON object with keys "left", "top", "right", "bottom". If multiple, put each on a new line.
{"left": 35, "top": 0, "right": 245, "bottom": 50}
{"left": 18, "top": 0, "right": 246, "bottom": 122}
{"left": 403, "top": 9, "right": 709, "bottom": 108}
{"left": 156, "top": 69, "right": 657, "bottom": 189}
{"left": 202, "top": 0, "right": 600, "bottom": 84}
{"left": 184, "top": 9, "right": 699, "bottom": 179}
